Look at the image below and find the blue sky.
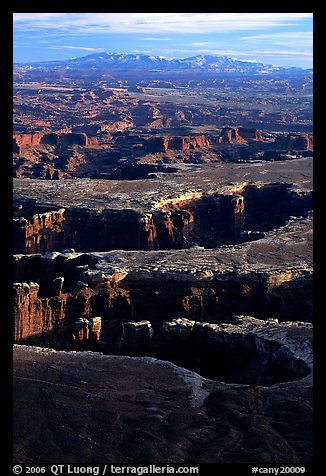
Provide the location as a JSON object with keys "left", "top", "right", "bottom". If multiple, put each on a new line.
{"left": 13, "top": 13, "right": 313, "bottom": 68}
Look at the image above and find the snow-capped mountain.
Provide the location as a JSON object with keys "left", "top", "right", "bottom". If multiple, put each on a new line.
{"left": 14, "top": 52, "right": 312, "bottom": 75}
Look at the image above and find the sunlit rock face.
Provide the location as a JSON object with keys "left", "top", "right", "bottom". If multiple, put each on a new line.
{"left": 13, "top": 180, "right": 312, "bottom": 254}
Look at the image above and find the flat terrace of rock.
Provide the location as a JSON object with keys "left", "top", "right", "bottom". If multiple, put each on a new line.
{"left": 13, "top": 158, "right": 312, "bottom": 212}
{"left": 87, "top": 214, "right": 313, "bottom": 273}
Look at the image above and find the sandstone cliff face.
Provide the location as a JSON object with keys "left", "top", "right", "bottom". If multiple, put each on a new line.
{"left": 145, "top": 118, "right": 172, "bottom": 129}
{"left": 45, "top": 168, "right": 64, "bottom": 180}
{"left": 217, "top": 126, "right": 262, "bottom": 144}
{"left": 58, "top": 133, "right": 87, "bottom": 147}
{"left": 238, "top": 127, "right": 263, "bottom": 140}
{"left": 13, "top": 277, "right": 133, "bottom": 347}
{"left": 217, "top": 127, "right": 243, "bottom": 143}
{"left": 148, "top": 208, "right": 196, "bottom": 250}
{"left": 13, "top": 209, "right": 65, "bottom": 254}
{"left": 13, "top": 184, "right": 313, "bottom": 255}
{"left": 13, "top": 282, "right": 67, "bottom": 343}
{"left": 275, "top": 133, "right": 313, "bottom": 151}
{"left": 174, "top": 109, "right": 194, "bottom": 122}
{"left": 137, "top": 194, "right": 245, "bottom": 250}
{"left": 97, "top": 121, "right": 132, "bottom": 133}
{"left": 13, "top": 132, "right": 98, "bottom": 154}
{"left": 13, "top": 133, "right": 45, "bottom": 148}
{"left": 151, "top": 316, "right": 311, "bottom": 384}
{"left": 13, "top": 205, "right": 143, "bottom": 254}
{"left": 142, "top": 135, "right": 210, "bottom": 153}
{"left": 12, "top": 200, "right": 200, "bottom": 254}
{"left": 239, "top": 183, "right": 313, "bottom": 232}
{"left": 13, "top": 247, "right": 313, "bottom": 347}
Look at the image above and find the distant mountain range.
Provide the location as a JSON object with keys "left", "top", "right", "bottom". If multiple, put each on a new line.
{"left": 14, "top": 52, "right": 312, "bottom": 76}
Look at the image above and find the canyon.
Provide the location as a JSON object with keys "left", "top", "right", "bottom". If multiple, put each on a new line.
{"left": 13, "top": 160, "right": 313, "bottom": 463}
{"left": 12, "top": 55, "right": 314, "bottom": 465}
{"left": 14, "top": 332, "right": 313, "bottom": 464}
{"left": 13, "top": 72, "right": 312, "bottom": 180}
{"left": 13, "top": 127, "right": 313, "bottom": 179}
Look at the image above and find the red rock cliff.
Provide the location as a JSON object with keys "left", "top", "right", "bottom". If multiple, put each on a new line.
{"left": 275, "top": 133, "right": 313, "bottom": 151}
{"left": 217, "top": 127, "right": 262, "bottom": 144}
{"left": 13, "top": 132, "right": 98, "bottom": 153}
{"left": 13, "top": 209, "right": 65, "bottom": 254}
{"left": 143, "top": 135, "right": 210, "bottom": 153}
{"left": 13, "top": 282, "right": 67, "bottom": 342}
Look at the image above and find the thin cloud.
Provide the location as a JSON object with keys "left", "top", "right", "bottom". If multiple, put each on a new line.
{"left": 50, "top": 46, "right": 104, "bottom": 52}
{"left": 240, "top": 31, "right": 312, "bottom": 52}
{"left": 189, "top": 42, "right": 213, "bottom": 47}
{"left": 252, "top": 50, "right": 313, "bottom": 57}
{"left": 241, "top": 31, "right": 313, "bottom": 40}
{"left": 158, "top": 47, "right": 313, "bottom": 61}
{"left": 14, "top": 13, "right": 67, "bottom": 21}
{"left": 13, "top": 12, "right": 313, "bottom": 35}
{"left": 140, "top": 37, "right": 173, "bottom": 41}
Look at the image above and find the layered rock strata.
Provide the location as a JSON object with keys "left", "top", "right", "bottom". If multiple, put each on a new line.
{"left": 217, "top": 126, "right": 263, "bottom": 143}
{"left": 13, "top": 208, "right": 65, "bottom": 254}
{"left": 13, "top": 182, "right": 312, "bottom": 254}
{"left": 13, "top": 212, "right": 313, "bottom": 347}
{"left": 275, "top": 133, "right": 313, "bottom": 151}
{"left": 13, "top": 132, "right": 98, "bottom": 154}
{"left": 142, "top": 135, "right": 210, "bottom": 153}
